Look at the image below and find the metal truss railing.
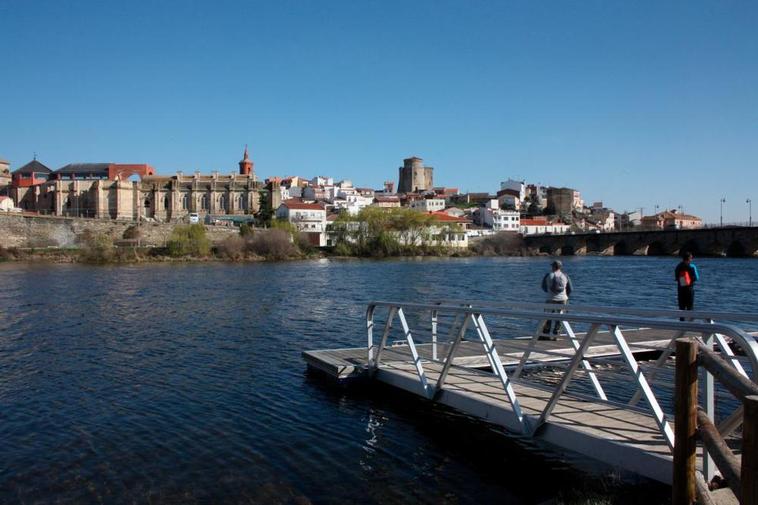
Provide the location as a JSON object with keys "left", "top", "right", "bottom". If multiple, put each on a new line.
{"left": 365, "top": 301, "right": 758, "bottom": 462}
{"left": 437, "top": 299, "right": 758, "bottom": 481}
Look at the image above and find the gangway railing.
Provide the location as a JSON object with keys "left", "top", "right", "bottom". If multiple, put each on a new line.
{"left": 433, "top": 299, "right": 758, "bottom": 481}
{"left": 366, "top": 301, "right": 758, "bottom": 470}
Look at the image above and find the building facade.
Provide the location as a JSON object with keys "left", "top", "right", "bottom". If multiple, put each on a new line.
{"left": 482, "top": 208, "right": 521, "bottom": 232}
{"left": 9, "top": 149, "right": 262, "bottom": 221}
{"left": 276, "top": 200, "right": 327, "bottom": 246}
{"left": 409, "top": 198, "right": 445, "bottom": 213}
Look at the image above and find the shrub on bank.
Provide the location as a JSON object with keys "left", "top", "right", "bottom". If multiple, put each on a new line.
{"left": 246, "top": 229, "right": 299, "bottom": 260}
{"left": 239, "top": 223, "right": 253, "bottom": 237}
{"left": 79, "top": 232, "right": 115, "bottom": 263}
{"left": 167, "top": 224, "right": 211, "bottom": 257}
{"left": 218, "top": 235, "right": 246, "bottom": 260}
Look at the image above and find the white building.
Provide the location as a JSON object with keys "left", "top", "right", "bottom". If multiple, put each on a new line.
{"left": 500, "top": 179, "right": 526, "bottom": 201}
{"left": 409, "top": 198, "right": 446, "bottom": 213}
{"left": 482, "top": 208, "right": 520, "bottom": 232}
{"left": 520, "top": 218, "right": 570, "bottom": 235}
{"left": 310, "top": 176, "right": 333, "bottom": 187}
{"left": 332, "top": 194, "right": 373, "bottom": 215}
{"left": 276, "top": 200, "right": 327, "bottom": 246}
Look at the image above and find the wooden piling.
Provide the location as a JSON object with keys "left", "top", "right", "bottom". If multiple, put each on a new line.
{"left": 673, "top": 338, "right": 698, "bottom": 505}
{"left": 743, "top": 395, "right": 758, "bottom": 505}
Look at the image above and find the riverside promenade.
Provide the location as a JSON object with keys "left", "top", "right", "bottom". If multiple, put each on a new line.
{"left": 304, "top": 300, "right": 758, "bottom": 500}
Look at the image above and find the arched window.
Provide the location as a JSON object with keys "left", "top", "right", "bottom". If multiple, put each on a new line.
{"left": 238, "top": 194, "right": 246, "bottom": 210}
{"left": 144, "top": 199, "right": 151, "bottom": 209}
{"left": 182, "top": 194, "right": 189, "bottom": 210}
{"left": 219, "top": 195, "right": 226, "bottom": 211}
{"left": 201, "top": 195, "right": 208, "bottom": 210}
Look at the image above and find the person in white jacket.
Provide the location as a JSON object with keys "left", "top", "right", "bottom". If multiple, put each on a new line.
{"left": 541, "top": 260, "right": 573, "bottom": 338}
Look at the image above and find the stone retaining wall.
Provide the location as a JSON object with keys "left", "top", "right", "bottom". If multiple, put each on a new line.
{"left": 0, "top": 214, "right": 239, "bottom": 248}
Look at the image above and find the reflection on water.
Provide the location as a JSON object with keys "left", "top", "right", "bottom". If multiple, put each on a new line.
{"left": 0, "top": 257, "right": 752, "bottom": 504}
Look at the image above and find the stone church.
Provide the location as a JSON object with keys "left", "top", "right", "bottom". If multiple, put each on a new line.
{"left": 10, "top": 148, "right": 263, "bottom": 221}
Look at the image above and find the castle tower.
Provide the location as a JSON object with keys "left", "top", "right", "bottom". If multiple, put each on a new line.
{"left": 239, "top": 145, "right": 254, "bottom": 177}
{"left": 397, "top": 156, "right": 433, "bottom": 193}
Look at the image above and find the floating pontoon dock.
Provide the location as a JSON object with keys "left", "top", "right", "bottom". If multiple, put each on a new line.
{"left": 304, "top": 301, "right": 758, "bottom": 489}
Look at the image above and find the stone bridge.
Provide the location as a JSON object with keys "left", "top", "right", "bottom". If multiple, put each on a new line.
{"left": 523, "top": 227, "right": 758, "bottom": 257}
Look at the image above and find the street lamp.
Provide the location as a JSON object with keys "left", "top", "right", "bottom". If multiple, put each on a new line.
{"left": 720, "top": 197, "right": 726, "bottom": 227}
{"left": 748, "top": 198, "right": 753, "bottom": 227}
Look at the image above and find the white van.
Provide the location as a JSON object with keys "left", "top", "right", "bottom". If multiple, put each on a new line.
{"left": 189, "top": 213, "right": 200, "bottom": 224}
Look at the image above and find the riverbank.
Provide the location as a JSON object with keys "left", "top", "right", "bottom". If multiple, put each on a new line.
{"left": 0, "top": 243, "right": 495, "bottom": 265}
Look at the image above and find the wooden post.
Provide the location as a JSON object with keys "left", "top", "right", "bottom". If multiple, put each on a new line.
{"left": 673, "top": 339, "right": 698, "bottom": 505}
{"left": 742, "top": 395, "right": 758, "bottom": 505}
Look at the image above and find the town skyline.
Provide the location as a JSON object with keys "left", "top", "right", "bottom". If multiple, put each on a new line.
{"left": 0, "top": 148, "right": 747, "bottom": 225}
{"left": 2, "top": 1, "right": 757, "bottom": 223}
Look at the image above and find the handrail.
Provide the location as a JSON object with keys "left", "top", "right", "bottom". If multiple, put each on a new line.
{"left": 366, "top": 301, "right": 758, "bottom": 454}
{"left": 436, "top": 299, "right": 758, "bottom": 325}
{"left": 673, "top": 339, "right": 758, "bottom": 505}
{"left": 368, "top": 300, "right": 758, "bottom": 378}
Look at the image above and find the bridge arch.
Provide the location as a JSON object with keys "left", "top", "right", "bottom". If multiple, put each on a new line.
{"left": 726, "top": 240, "right": 748, "bottom": 258}
{"left": 560, "top": 245, "right": 575, "bottom": 256}
{"left": 613, "top": 241, "right": 630, "bottom": 256}
{"left": 647, "top": 241, "right": 666, "bottom": 256}
{"left": 679, "top": 239, "right": 701, "bottom": 257}
{"left": 539, "top": 245, "right": 554, "bottom": 255}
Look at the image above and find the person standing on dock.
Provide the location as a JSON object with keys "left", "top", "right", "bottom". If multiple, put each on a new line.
{"left": 541, "top": 260, "right": 573, "bottom": 338}
{"left": 675, "top": 251, "right": 700, "bottom": 313}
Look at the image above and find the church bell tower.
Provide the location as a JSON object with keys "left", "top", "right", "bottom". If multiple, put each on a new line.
{"left": 239, "top": 145, "right": 254, "bottom": 177}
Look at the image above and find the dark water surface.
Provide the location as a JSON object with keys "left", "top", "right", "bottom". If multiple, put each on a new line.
{"left": 0, "top": 257, "right": 755, "bottom": 504}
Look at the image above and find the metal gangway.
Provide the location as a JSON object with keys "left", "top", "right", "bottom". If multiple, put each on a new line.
{"left": 362, "top": 300, "right": 758, "bottom": 486}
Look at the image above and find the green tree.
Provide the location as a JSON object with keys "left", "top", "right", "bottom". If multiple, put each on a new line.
{"left": 167, "top": 224, "right": 211, "bottom": 257}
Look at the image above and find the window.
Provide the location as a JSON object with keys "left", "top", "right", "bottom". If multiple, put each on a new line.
{"left": 238, "top": 194, "right": 246, "bottom": 210}
{"left": 201, "top": 195, "right": 208, "bottom": 210}
{"left": 164, "top": 196, "right": 169, "bottom": 209}
{"left": 219, "top": 195, "right": 226, "bottom": 210}
{"left": 182, "top": 194, "right": 189, "bottom": 210}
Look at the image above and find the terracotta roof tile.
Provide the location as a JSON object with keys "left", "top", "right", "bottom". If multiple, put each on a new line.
{"left": 281, "top": 199, "right": 325, "bottom": 210}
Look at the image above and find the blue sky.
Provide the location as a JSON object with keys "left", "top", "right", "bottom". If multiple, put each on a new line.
{"left": 1, "top": 0, "right": 756, "bottom": 223}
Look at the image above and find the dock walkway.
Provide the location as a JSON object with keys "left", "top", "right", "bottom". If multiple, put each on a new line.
{"left": 303, "top": 301, "right": 758, "bottom": 486}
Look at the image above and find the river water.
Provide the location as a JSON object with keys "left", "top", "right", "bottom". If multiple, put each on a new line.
{"left": 0, "top": 257, "right": 755, "bottom": 504}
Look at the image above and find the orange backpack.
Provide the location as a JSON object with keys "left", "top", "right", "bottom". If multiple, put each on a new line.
{"left": 678, "top": 269, "right": 692, "bottom": 287}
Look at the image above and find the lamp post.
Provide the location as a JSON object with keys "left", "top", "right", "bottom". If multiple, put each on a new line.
{"left": 748, "top": 198, "right": 753, "bottom": 227}
{"left": 720, "top": 197, "right": 726, "bottom": 227}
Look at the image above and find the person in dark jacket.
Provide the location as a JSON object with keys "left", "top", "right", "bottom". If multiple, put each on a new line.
{"left": 675, "top": 251, "right": 700, "bottom": 313}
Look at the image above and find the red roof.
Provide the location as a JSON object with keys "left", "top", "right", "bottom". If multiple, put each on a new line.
{"left": 520, "top": 218, "right": 548, "bottom": 226}
{"left": 428, "top": 211, "right": 469, "bottom": 223}
{"left": 281, "top": 199, "right": 324, "bottom": 211}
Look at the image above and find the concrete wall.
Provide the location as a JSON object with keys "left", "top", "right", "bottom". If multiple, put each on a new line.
{"left": 0, "top": 214, "right": 239, "bottom": 249}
